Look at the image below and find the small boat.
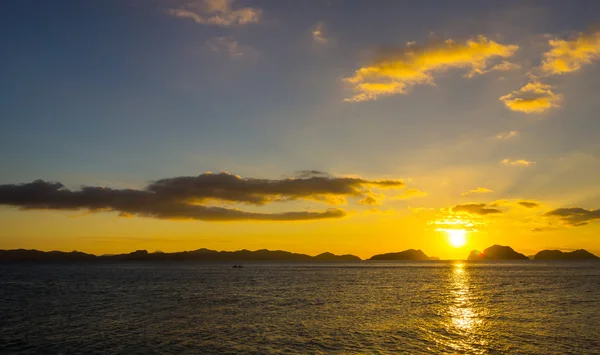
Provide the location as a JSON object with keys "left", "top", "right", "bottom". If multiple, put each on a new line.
{"left": 232, "top": 265, "right": 243, "bottom": 268}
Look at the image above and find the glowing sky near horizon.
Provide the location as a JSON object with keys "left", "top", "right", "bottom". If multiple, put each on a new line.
{"left": 1, "top": 0, "right": 600, "bottom": 259}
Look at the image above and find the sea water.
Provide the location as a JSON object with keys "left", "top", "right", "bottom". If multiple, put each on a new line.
{"left": 1, "top": 261, "right": 599, "bottom": 354}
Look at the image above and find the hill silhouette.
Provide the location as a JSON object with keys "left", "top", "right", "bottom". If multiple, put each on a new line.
{"left": 0, "top": 248, "right": 362, "bottom": 263}
{"left": 3, "top": 246, "right": 599, "bottom": 263}
{"left": 369, "top": 249, "right": 430, "bottom": 261}
{"left": 534, "top": 249, "right": 599, "bottom": 260}
{"left": 467, "top": 245, "right": 528, "bottom": 260}
{"left": 314, "top": 252, "right": 361, "bottom": 261}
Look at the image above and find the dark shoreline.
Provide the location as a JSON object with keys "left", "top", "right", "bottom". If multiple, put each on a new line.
{"left": 1, "top": 245, "right": 598, "bottom": 263}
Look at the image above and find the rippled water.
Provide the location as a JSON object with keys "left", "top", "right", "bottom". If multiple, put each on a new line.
{"left": 1, "top": 262, "right": 599, "bottom": 354}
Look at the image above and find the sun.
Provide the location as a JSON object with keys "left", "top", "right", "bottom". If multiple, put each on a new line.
{"left": 446, "top": 229, "right": 467, "bottom": 248}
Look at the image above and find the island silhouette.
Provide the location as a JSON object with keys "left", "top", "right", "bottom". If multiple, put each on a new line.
{"left": 0, "top": 248, "right": 362, "bottom": 263}
{"left": 1, "top": 245, "right": 598, "bottom": 263}
{"left": 467, "top": 245, "right": 529, "bottom": 260}
{"left": 369, "top": 249, "right": 432, "bottom": 261}
{"left": 533, "top": 249, "right": 599, "bottom": 260}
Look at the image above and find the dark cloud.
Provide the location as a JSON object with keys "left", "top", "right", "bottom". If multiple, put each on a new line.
{"left": 519, "top": 201, "right": 540, "bottom": 208}
{"left": 295, "top": 170, "right": 330, "bottom": 178}
{"left": 0, "top": 172, "right": 404, "bottom": 221}
{"left": 452, "top": 203, "right": 502, "bottom": 215}
{"left": 543, "top": 207, "right": 600, "bottom": 227}
{"left": 531, "top": 226, "right": 562, "bottom": 232}
{"left": 147, "top": 172, "right": 403, "bottom": 205}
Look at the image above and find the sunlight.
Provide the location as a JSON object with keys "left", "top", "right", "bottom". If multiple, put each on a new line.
{"left": 446, "top": 229, "right": 467, "bottom": 248}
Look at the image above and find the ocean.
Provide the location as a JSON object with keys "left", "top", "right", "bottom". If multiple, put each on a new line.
{"left": 1, "top": 261, "right": 599, "bottom": 354}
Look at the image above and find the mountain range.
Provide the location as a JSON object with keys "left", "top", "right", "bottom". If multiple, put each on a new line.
{"left": 0, "top": 245, "right": 597, "bottom": 262}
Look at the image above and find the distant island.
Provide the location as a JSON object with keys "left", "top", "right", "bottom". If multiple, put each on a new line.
{"left": 533, "top": 249, "right": 599, "bottom": 260}
{"left": 369, "top": 249, "right": 433, "bottom": 261}
{"left": 468, "top": 245, "right": 530, "bottom": 260}
{"left": 468, "top": 245, "right": 599, "bottom": 261}
{"left": 313, "top": 252, "right": 361, "bottom": 261}
{"left": 0, "top": 246, "right": 598, "bottom": 263}
{"left": 0, "top": 248, "right": 361, "bottom": 263}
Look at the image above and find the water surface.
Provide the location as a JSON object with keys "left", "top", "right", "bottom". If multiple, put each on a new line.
{"left": 1, "top": 261, "right": 599, "bottom": 354}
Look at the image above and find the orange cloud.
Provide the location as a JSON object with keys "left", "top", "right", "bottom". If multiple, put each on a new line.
{"left": 344, "top": 36, "right": 518, "bottom": 102}
{"left": 541, "top": 31, "right": 600, "bottom": 75}
{"left": 490, "top": 61, "right": 521, "bottom": 72}
{"left": 359, "top": 194, "right": 382, "bottom": 206}
{"left": 312, "top": 22, "right": 328, "bottom": 44}
{"left": 501, "top": 159, "right": 535, "bottom": 166}
{"left": 461, "top": 187, "right": 493, "bottom": 196}
{"left": 499, "top": 81, "right": 561, "bottom": 113}
{"left": 168, "top": 0, "right": 261, "bottom": 27}
{"left": 495, "top": 131, "right": 519, "bottom": 140}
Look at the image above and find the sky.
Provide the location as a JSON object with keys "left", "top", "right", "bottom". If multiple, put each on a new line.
{"left": 1, "top": 0, "right": 600, "bottom": 260}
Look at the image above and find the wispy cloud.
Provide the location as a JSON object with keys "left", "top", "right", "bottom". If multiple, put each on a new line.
{"left": 461, "top": 187, "right": 493, "bottom": 196}
{"left": 312, "top": 22, "right": 328, "bottom": 44}
{"left": 495, "top": 131, "right": 519, "bottom": 140}
{"left": 544, "top": 207, "right": 600, "bottom": 227}
{"left": 167, "top": 0, "right": 261, "bottom": 27}
{"left": 207, "top": 36, "right": 248, "bottom": 58}
{"left": 452, "top": 203, "right": 502, "bottom": 215}
{"left": 541, "top": 31, "right": 600, "bottom": 75}
{"left": 490, "top": 61, "right": 521, "bottom": 72}
{"left": 344, "top": 35, "right": 518, "bottom": 102}
{"left": 0, "top": 172, "right": 405, "bottom": 222}
{"left": 499, "top": 81, "right": 561, "bottom": 113}
{"left": 501, "top": 159, "right": 536, "bottom": 166}
{"left": 518, "top": 201, "right": 540, "bottom": 208}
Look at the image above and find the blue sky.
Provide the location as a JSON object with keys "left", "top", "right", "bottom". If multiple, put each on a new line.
{"left": 1, "top": 0, "right": 600, "bottom": 258}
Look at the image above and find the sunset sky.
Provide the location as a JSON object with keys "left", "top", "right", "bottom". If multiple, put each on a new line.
{"left": 2, "top": 0, "right": 600, "bottom": 259}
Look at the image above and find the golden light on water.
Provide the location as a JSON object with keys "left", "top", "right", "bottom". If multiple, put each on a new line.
{"left": 445, "top": 262, "right": 489, "bottom": 352}
{"left": 450, "top": 263, "right": 476, "bottom": 330}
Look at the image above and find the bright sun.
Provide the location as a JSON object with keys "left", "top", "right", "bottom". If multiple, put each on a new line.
{"left": 446, "top": 229, "right": 467, "bottom": 248}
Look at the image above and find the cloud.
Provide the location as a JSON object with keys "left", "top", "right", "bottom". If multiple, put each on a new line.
{"left": 343, "top": 35, "right": 518, "bottom": 102}
{"left": 359, "top": 194, "right": 381, "bottom": 206}
{"left": 541, "top": 31, "right": 600, "bottom": 75}
{"left": 312, "top": 22, "right": 328, "bottom": 44}
{"left": 295, "top": 170, "right": 330, "bottom": 179}
{"left": 167, "top": 0, "right": 261, "bottom": 27}
{"left": 531, "top": 226, "right": 561, "bottom": 232}
{"left": 452, "top": 203, "right": 502, "bottom": 215}
{"left": 429, "top": 217, "right": 480, "bottom": 232}
{"left": 518, "top": 201, "right": 540, "bottom": 208}
{"left": 490, "top": 61, "right": 521, "bottom": 72}
{"left": 495, "top": 131, "right": 519, "bottom": 140}
{"left": 461, "top": 187, "right": 493, "bottom": 196}
{"left": 500, "top": 32, "right": 600, "bottom": 114}
{"left": 501, "top": 159, "right": 535, "bottom": 166}
{"left": 394, "top": 188, "right": 428, "bottom": 200}
{"left": 489, "top": 199, "right": 509, "bottom": 207}
{"left": 207, "top": 36, "right": 247, "bottom": 58}
{"left": 499, "top": 81, "right": 561, "bottom": 113}
{"left": 543, "top": 207, "right": 600, "bottom": 227}
{"left": 0, "top": 173, "right": 404, "bottom": 222}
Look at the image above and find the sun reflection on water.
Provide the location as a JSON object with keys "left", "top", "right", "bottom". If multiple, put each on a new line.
{"left": 450, "top": 263, "right": 478, "bottom": 330}
{"left": 445, "top": 262, "right": 489, "bottom": 353}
